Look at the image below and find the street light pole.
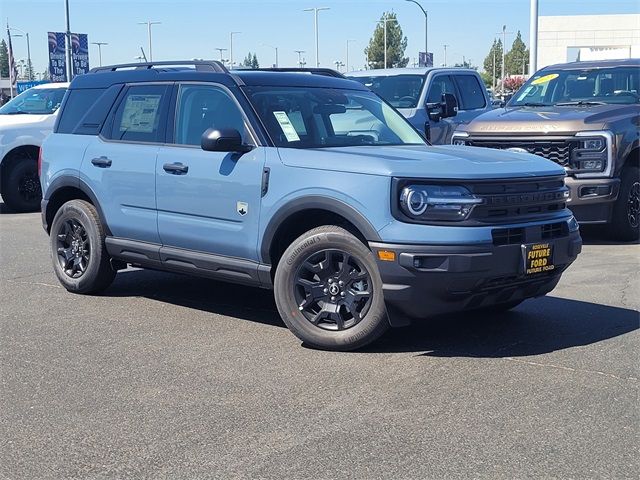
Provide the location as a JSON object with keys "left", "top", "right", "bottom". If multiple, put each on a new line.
{"left": 345, "top": 39, "right": 355, "bottom": 72}
{"left": 9, "top": 28, "right": 32, "bottom": 80}
{"left": 404, "top": 0, "right": 427, "bottom": 65}
{"left": 443, "top": 44, "right": 449, "bottom": 67}
{"left": 138, "top": 21, "right": 161, "bottom": 61}
{"left": 91, "top": 42, "right": 108, "bottom": 67}
{"left": 215, "top": 48, "right": 227, "bottom": 63}
{"left": 303, "top": 7, "right": 330, "bottom": 67}
{"left": 378, "top": 15, "right": 397, "bottom": 69}
{"left": 229, "top": 31, "right": 241, "bottom": 68}
{"left": 496, "top": 25, "right": 513, "bottom": 93}
{"left": 263, "top": 44, "right": 278, "bottom": 67}
{"left": 294, "top": 50, "right": 305, "bottom": 68}
{"left": 64, "top": 0, "right": 73, "bottom": 80}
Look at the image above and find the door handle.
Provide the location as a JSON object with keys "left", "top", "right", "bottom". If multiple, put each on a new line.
{"left": 91, "top": 156, "right": 112, "bottom": 168}
{"left": 163, "top": 162, "right": 189, "bottom": 175}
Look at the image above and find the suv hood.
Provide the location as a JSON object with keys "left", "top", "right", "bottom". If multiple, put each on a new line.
{"left": 277, "top": 145, "right": 565, "bottom": 179}
{"left": 0, "top": 113, "right": 53, "bottom": 128}
{"left": 459, "top": 104, "right": 638, "bottom": 135}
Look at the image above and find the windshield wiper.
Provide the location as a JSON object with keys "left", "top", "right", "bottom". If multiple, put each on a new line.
{"left": 518, "top": 102, "right": 550, "bottom": 107}
{"left": 555, "top": 101, "right": 606, "bottom": 106}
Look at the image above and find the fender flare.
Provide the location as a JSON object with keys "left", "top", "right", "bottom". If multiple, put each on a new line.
{"left": 259, "top": 195, "right": 381, "bottom": 264}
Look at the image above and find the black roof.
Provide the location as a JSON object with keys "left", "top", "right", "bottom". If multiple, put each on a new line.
{"left": 544, "top": 57, "right": 640, "bottom": 70}
{"left": 71, "top": 60, "right": 367, "bottom": 91}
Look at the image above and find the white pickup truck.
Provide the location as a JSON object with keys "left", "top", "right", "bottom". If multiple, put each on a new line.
{"left": 0, "top": 82, "right": 68, "bottom": 212}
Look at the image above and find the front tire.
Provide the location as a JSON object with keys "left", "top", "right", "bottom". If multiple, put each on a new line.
{"left": 274, "top": 226, "right": 389, "bottom": 351}
{"left": 50, "top": 199, "right": 116, "bottom": 294}
{"left": 1, "top": 157, "right": 42, "bottom": 212}
{"left": 611, "top": 166, "right": 640, "bottom": 242}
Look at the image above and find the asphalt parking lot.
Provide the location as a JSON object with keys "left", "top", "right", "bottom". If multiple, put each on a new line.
{"left": 1, "top": 203, "right": 638, "bottom": 479}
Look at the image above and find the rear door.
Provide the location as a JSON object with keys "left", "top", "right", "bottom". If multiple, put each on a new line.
{"left": 155, "top": 83, "right": 265, "bottom": 261}
{"left": 81, "top": 83, "right": 172, "bottom": 244}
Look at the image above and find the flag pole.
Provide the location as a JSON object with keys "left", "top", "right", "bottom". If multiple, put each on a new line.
{"left": 7, "top": 20, "right": 15, "bottom": 98}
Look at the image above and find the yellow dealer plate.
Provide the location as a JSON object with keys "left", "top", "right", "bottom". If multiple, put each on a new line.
{"left": 522, "top": 242, "right": 555, "bottom": 275}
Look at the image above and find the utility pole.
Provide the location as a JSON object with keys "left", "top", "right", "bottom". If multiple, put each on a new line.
{"left": 529, "top": 0, "right": 538, "bottom": 74}
{"left": 497, "top": 25, "right": 513, "bottom": 93}
{"left": 492, "top": 41, "right": 497, "bottom": 90}
{"left": 263, "top": 44, "right": 278, "bottom": 68}
{"left": 138, "top": 21, "right": 161, "bottom": 61}
{"left": 214, "top": 47, "right": 227, "bottom": 63}
{"left": 443, "top": 44, "right": 449, "bottom": 67}
{"left": 64, "top": 0, "right": 73, "bottom": 80}
{"left": 345, "top": 39, "right": 355, "bottom": 72}
{"left": 229, "top": 31, "right": 241, "bottom": 68}
{"left": 379, "top": 15, "right": 397, "bottom": 69}
{"left": 405, "top": 0, "right": 427, "bottom": 66}
{"left": 294, "top": 50, "right": 305, "bottom": 68}
{"left": 91, "top": 41, "right": 107, "bottom": 67}
{"left": 303, "top": 7, "right": 330, "bottom": 67}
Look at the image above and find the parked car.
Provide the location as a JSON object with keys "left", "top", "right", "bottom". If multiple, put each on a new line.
{"left": 0, "top": 82, "right": 68, "bottom": 212}
{"left": 346, "top": 68, "right": 492, "bottom": 144}
{"left": 41, "top": 61, "right": 581, "bottom": 351}
{"left": 452, "top": 58, "right": 640, "bottom": 241}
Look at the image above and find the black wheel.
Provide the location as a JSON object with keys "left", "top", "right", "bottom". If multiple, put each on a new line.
{"left": 274, "top": 226, "right": 389, "bottom": 351}
{"left": 50, "top": 199, "right": 116, "bottom": 294}
{"left": 1, "top": 157, "right": 42, "bottom": 212}
{"left": 611, "top": 166, "right": 640, "bottom": 242}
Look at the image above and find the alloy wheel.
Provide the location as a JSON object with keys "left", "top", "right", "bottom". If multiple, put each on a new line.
{"left": 293, "top": 249, "right": 373, "bottom": 331}
{"left": 56, "top": 219, "right": 90, "bottom": 278}
{"left": 17, "top": 170, "right": 42, "bottom": 203}
{"left": 628, "top": 181, "right": 640, "bottom": 228}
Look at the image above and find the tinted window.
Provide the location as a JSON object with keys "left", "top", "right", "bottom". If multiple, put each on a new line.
{"left": 454, "top": 75, "right": 486, "bottom": 109}
{"left": 174, "top": 84, "right": 247, "bottom": 145}
{"left": 426, "top": 75, "right": 456, "bottom": 103}
{"left": 56, "top": 88, "right": 104, "bottom": 134}
{"left": 350, "top": 75, "right": 425, "bottom": 108}
{"left": 108, "top": 85, "right": 170, "bottom": 143}
{"left": 0, "top": 87, "right": 67, "bottom": 115}
{"left": 244, "top": 86, "right": 425, "bottom": 148}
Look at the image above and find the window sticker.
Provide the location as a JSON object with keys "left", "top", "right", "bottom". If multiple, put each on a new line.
{"left": 531, "top": 73, "right": 559, "bottom": 85}
{"left": 273, "top": 111, "right": 301, "bottom": 142}
{"left": 120, "top": 94, "right": 162, "bottom": 133}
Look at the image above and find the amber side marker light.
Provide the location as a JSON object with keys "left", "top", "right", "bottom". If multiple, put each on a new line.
{"left": 377, "top": 250, "right": 396, "bottom": 262}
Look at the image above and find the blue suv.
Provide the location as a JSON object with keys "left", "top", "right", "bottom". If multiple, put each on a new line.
{"left": 41, "top": 61, "right": 582, "bottom": 351}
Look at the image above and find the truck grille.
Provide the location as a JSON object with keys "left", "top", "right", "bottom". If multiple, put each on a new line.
{"left": 492, "top": 221, "right": 568, "bottom": 246}
{"left": 467, "top": 139, "right": 576, "bottom": 166}
{"left": 466, "top": 175, "right": 569, "bottom": 223}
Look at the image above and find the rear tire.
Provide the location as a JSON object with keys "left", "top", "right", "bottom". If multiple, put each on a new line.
{"left": 50, "top": 199, "right": 116, "bottom": 294}
{"left": 610, "top": 166, "right": 640, "bottom": 242}
{"left": 1, "top": 157, "right": 42, "bottom": 212}
{"left": 274, "top": 226, "right": 389, "bottom": 351}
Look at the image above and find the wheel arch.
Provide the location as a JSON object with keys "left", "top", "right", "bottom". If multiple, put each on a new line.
{"left": 261, "top": 196, "right": 381, "bottom": 268}
{"left": 44, "top": 176, "right": 110, "bottom": 235}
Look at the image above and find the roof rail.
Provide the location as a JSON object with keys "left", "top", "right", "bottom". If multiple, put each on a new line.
{"left": 246, "top": 67, "right": 345, "bottom": 78}
{"left": 90, "top": 60, "right": 228, "bottom": 73}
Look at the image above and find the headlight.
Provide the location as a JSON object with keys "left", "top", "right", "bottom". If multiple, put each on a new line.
{"left": 579, "top": 137, "right": 605, "bottom": 151}
{"left": 572, "top": 134, "right": 608, "bottom": 174}
{"left": 451, "top": 132, "right": 469, "bottom": 146}
{"left": 452, "top": 138, "right": 467, "bottom": 146}
{"left": 399, "top": 185, "right": 482, "bottom": 222}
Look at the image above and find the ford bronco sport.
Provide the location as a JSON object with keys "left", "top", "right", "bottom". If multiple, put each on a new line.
{"left": 41, "top": 61, "right": 582, "bottom": 351}
{"left": 452, "top": 58, "right": 640, "bottom": 241}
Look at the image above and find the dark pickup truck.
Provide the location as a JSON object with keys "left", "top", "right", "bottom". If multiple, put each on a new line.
{"left": 452, "top": 58, "right": 640, "bottom": 241}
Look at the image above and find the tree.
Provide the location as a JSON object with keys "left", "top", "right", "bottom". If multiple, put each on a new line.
{"left": 241, "top": 52, "right": 259, "bottom": 69}
{"left": 505, "top": 31, "right": 529, "bottom": 77}
{"left": 364, "top": 12, "right": 408, "bottom": 69}
{"left": 503, "top": 76, "right": 526, "bottom": 92}
{"left": 41, "top": 68, "right": 50, "bottom": 81}
{"left": 242, "top": 52, "right": 252, "bottom": 68}
{"left": 479, "top": 71, "right": 493, "bottom": 88}
{"left": 483, "top": 38, "right": 503, "bottom": 86}
{"left": 251, "top": 53, "right": 259, "bottom": 69}
{"left": 0, "top": 40, "right": 9, "bottom": 78}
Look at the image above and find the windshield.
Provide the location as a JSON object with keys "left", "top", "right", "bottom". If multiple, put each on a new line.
{"left": 0, "top": 87, "right": 67, "bottom": 115}
{"left": 509, "top": 66, "right": 640, "bottom": 107}
{"left": 243, "top": 86, "right": 426, "bottom": 148}
{"left": 348, "top": 75, "right": 425, "bottom": 108}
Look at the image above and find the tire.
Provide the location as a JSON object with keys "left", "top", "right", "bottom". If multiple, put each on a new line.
{"left": 1, "top": 157, "right": 42, "bottom": 212}
{"left": 610, "top": 166, "right": 640, "bottom": 242}
{"left": 274, "top": 225, "right": 389, "bottom": 351}
{"left": 50, "top": 199, "right": 116, "bottom": 294}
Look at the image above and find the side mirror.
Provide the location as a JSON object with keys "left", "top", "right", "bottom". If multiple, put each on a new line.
{"left": 201, "top": 128, "right": 252, "bottom": 153}
{"left": 441, "top": 93, "right": 458, "bottom": 118}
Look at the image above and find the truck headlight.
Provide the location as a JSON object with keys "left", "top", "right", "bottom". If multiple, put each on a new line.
{"left": 572, "top": 134, "right": 608, "bottom": 174}
{"left": 399, "top": 185, "right": 482, "bottom": 222}
{"left": 579, "top": 137, "right": 605, "bottom": 151}
{"left": 451, "top": 132, "right": 469, "bottom": 146}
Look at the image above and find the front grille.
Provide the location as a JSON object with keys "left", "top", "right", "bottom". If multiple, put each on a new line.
{"left": 467, "top": 176, "right": 568, "bottom": 223}
{"left": 468, "top": 139, "right": 577, "bottom": 167}
{"left": 492, "top": 221, "right": 568, "bottom": 246}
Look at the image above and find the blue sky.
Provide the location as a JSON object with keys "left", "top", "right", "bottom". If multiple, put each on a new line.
{"left": 3, "top": 0, "right": 639, "bottom": 75}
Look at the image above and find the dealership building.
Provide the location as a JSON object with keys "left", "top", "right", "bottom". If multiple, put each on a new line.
{"left": 537, "top": 13, "right": 640, "bottom": 68}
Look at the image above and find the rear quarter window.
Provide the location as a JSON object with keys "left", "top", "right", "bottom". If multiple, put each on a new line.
{"left": 454, "top": 75, "right": 486, "bottom": 110}
{"left": 56, "top": 88, "right": 105, "bottom": 134}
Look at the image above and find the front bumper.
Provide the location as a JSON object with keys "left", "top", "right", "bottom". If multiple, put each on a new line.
{"left": 371, "top": 230, "right": 581, "bottom": 324}
{"left": 565, "top": 176, "right": 620, "bottom": 224}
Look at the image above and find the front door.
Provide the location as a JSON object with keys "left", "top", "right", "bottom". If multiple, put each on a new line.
{"left": 156, "top": 83, "right": 265, "bottom": 261}
{"left": 425, "top": 74, "right": 459, "bottom": 145}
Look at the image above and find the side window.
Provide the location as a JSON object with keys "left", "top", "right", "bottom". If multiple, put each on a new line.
{"left": 454, "top": 75, "right": 486, "bottom": 110}
{"left": 174, "top": 84, "right": 247, "bottom": 146}
{"left": 107, "top": 84, "right": 170, "bottom": 143}
{"left": 426, "top": 75, "right": 456, "bottom": 104}
{"left": 56, "top": 88, "right": 101, "bottom": 133}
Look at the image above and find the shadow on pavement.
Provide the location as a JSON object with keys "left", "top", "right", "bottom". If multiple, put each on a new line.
{"left": 579, "top": 225, "right": 639, "bottom": 245}
{"left": 105, "top": 268, "right": 638, "bottom": 358}
{"left": 364, "top": 296, "right": 639, "bottom": 357}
